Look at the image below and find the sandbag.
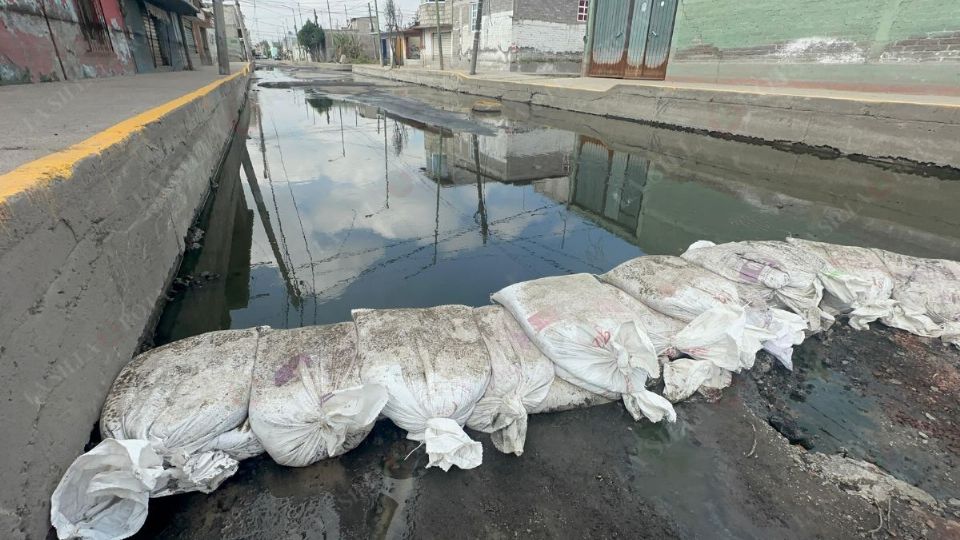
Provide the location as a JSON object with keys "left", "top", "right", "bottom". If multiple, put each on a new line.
{"left": 786, "top": 238, "right": 896, "bottom": 330}
{"left": 872, "top": 249, "right": 960, "bottom": 346}
{"left": 601, "top": 255, "right": 740, "bottom": 321}
{"left": 662, "top": 358, "right": 733, "bottom": 403}
{"left": 681, "top": 240, "right": 835, "bottom": 331}
{"left": 492, "top": 273, "right": 676, "bottom": 424}
{"left": 50, "top": 439, "right": 165, "bottom": 540}
{"left": 528, "top": 377, "right": 614, "bottom": 414}
{"left": 602, "top": 255, "right": 807, "bottom": 370}
{"left": 605, "top": 283, "right": 751, "bottom": 372}
{"left": 467, "top": 306, "right": 554, "bottom": 456}
{"left": 354, "top": 306, "right": 491, "bottom": 471}
{"left": 248, "top": 324, "right": 389, "bottom": 467}
{"left": 100, "top": 328, "right": 264, "bottom": 497}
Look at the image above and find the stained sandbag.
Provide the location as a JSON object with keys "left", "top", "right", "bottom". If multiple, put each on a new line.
{"left": 248, "top": 324, "right": 389, "bottom": 467}
{"left": 601, "top": 255, "right": 740, "bottom": 321}
{"left": 50, "top": 439, "right": 165, "bottom": 540}
{"left": 467, "top": 306, "right": 554, "bottom": 456}
{"left": 100, "top": 328, "right": 264, "bottom": 497}
{"left": 681, "top": 240, "right": 835, "bottom": 331}
{"left": 662, "top": 358, "right": 732, "bottom": 403}
{"left": 606, "top": 284, "right": 751, "bottom": 372}
{"left": 786, "top": 238, "right": 897, "bottom": 330}
{"left": 871, "top": 249, "right": 960, "bottom": 346}
{"left": 528, "top": 377, "right": 613, "bottom": 414}
{"left": 354, "top": 305, "right": 491, "bottom": 471}
{"left": 492, "top": 273, "right": 676, "bottom": 424}
{"left": 602, "top": 255, "right": 807, "bottom": 370}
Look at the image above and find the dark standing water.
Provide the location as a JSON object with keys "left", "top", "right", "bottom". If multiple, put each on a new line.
{"left": 155, "top": 70, "right": 960, "bottom": 343}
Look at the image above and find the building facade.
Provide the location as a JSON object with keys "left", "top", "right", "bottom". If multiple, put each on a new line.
{"left": 1, "top": 0, "right": 233, "bottom": 84}
{"left": 404, "top": 0, "right": 588, "bottom": 73}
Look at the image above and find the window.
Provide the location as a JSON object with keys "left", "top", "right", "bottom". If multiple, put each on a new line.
{"left": 577, "top": 0, "right": 589, "bottom": 22}
{"left": 75, "top": 0, "right": 113, "bottom": 52}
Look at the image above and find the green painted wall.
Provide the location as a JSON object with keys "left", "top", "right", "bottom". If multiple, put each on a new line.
{"left": 671, "top": 0, "right": 960, "bottom": 57}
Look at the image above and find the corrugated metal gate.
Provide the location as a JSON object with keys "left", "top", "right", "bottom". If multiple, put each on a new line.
{"left": 588, "top": 0, "right": 679, "bottom": 80}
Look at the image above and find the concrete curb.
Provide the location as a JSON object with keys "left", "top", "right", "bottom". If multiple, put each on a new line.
{"left": 353, "top": 66, "right": 960, "bottom": 169}
{"left": 0, "top": 64, "right": 252, "bottom": 540}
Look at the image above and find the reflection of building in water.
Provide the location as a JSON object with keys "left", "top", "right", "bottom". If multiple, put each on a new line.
{"left": 530, "top": 135, "right": 649, "bottom": 244}
{"left": 423, "top": 126, "right": 574, "bottom": 185}
{"left": 568, "top": 137, "right": 648, "bottom": 242}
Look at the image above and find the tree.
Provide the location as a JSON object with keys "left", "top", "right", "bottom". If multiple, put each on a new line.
{"left": 258, "top": 40, "right": 271, "bottom": 58}
{"left": 298, "top": 20, "right": 326, "bottom": 61}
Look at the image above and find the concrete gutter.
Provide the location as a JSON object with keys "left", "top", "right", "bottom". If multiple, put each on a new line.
{"left": 0, "top": 64, "right": 252, "bottom": 539}
{"left": 352, "top": 66, "right": 960, "bottom": 169}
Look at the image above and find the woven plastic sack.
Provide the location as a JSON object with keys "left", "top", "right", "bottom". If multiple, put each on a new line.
{"left": 872, "top": 249, "right": 960, "bottom": 346}
{"left": 248, "top": 324, "right": 388, "bottom": 467}
{"left": 682, "top": 240, "right": 835, "bottom": 331}
{"left": 602, "top": 255, "right": 807, "bottom": 370}
{"left": 100, "top": 328, "right": 264, "bottom": 497}
{"left": 492, "top": 274, "right": 675, "bottom": 424}
{"left": 50, "top": 439, "right": 165, "bottom": 540}
{"left": 786, "top": 238, "right": 897, "bottom": 330}
{"left": 467, "top": 306, "right": 554, "bottom": 456}
{"left": 354, "top": 306, "right": 491, "bottom": 471}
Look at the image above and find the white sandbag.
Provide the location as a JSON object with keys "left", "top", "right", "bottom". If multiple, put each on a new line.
{"left": 467, "top": 306, "right": 554, "bottom": 456}
{"left": 100, "top": 328, "right": 264, "bottom": 496}
{"left": 872, "top": 249, "right": 960, "bottom": 346}
{"left": 601, "top": 255, "right": 805, "bottom": 370}
{"left": 786, "top": 238, "right": 896, "bottom": 330}
{"left": 606, "top": 284, "right": 751, "bottom": 372}
{"left": 51, "top": 439, "right": 165, "bottom": 540}
{"left": 248, "top": 324, "right": 389, "bottom": 467}
{"left": 601, "top": 255, "right": 740, "bottom": 321}
{"left": 354, "top": 305, "right": 491, "bottom": 471}
{"left": 528, "top": 377, "right": 614, "bottom": 414}
{"left": 682, "top": 240, "right": 835, "bottom": 331}
{"left": 662, "top": 358, "right": 732, "bottom": 403}
{"left": 492, "top": 273, "right": 676, "bottom": 424}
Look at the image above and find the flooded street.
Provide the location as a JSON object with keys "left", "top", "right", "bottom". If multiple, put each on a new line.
{"left": 139, "top": 66, "right": 960, "bottom": 539}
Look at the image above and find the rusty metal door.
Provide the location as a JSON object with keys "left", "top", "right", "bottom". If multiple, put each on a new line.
{"left": 588, "top": 0, "right": 678, "bottom": 80}
{"left": 587, "top": 0, "right": 632, "bottom": 77}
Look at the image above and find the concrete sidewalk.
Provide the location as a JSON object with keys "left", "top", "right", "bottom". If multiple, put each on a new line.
{"left": 0, "top": 63, "right": 247, "bottom": 175}
{"left": 0, "top": 63, "right": 252, "bottom": 540}
{"left": 353, "top": 65, "right": 960, "bottom": 168}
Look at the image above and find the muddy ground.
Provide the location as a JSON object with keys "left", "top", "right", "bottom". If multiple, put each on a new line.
{"left": 133, "top": 321, "right": 960, "bottom": 539}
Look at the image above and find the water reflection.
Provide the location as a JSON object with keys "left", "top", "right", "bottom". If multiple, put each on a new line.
{"left": 156, "top": 73, "right": 960, "bottom": 343}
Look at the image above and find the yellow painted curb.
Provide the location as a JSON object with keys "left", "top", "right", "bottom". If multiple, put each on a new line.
{"left": 0, "top": 64, "right": 251, "bottom": 204}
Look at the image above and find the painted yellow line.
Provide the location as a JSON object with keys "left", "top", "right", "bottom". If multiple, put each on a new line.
{"left": 0, "top": 64, "right": 251, "bottom": 205}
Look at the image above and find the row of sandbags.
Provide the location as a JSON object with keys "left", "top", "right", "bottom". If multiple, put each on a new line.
{"left": 51, "top": 239, "right": 960, "bottom": 539}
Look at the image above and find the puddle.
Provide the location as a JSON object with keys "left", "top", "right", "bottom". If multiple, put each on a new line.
{"left": 155, "top": 70, "right": 960, "bottom": 344}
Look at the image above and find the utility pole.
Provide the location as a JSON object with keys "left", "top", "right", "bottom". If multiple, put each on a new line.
{"left": 581, "top": 0, "right": 599, "bottom": 77}
{"left": 344, "top": 5, "right": 349, "bottom": 27}
{"left": 434, "top": 0, "right": 443, "bottom": 70}
{"left": 372, "top": 0, "right": 384, "bottom": 66}
{"left": 368, "top": 3, "right": 380, "bottom": 63}
{"left": 325, "top": 0, "right": 333, "bottom": 30}
{"left": 469, "top": 0, "right": 484, "bottom": 74}
{"left": 213, "top": 0, "right": 230, "bottom": 74}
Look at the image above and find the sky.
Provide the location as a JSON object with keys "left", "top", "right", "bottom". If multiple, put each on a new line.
{"left": 235, "top": 0, "right": 426, "bottom": 44}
